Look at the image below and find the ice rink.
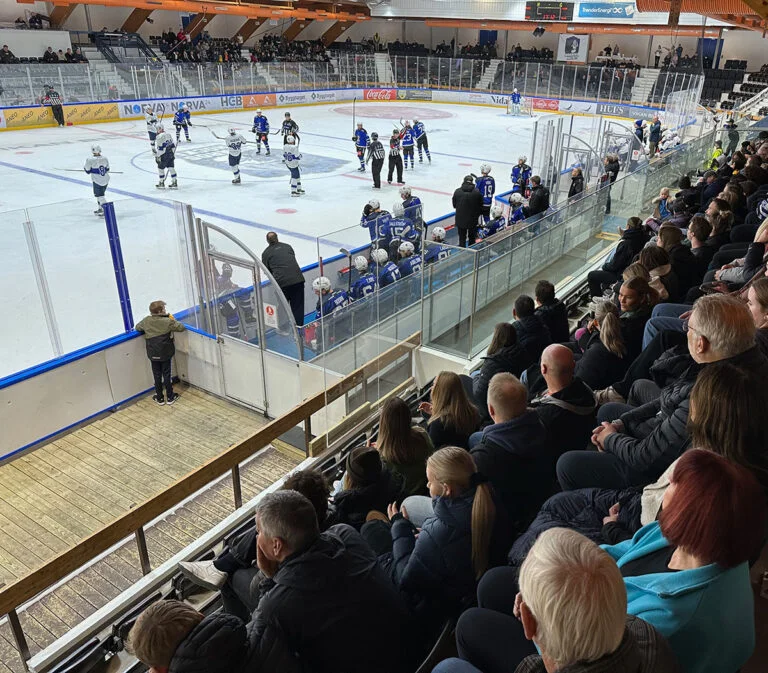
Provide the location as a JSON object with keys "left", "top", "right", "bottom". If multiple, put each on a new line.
{"left": 0, "top": 102, "right": 627, "bottom": 375}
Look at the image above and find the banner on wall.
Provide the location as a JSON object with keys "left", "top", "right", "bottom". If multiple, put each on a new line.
{"left": 243, "top": 93, "right": 277, "bottom": 108}
{"left": 363, "top": 88, "right": 397, "bottom": 101}
{"left": 398, "top": 89, "right": 433, "bottom": 101}
{"left": 558, "top": 100, "right": 595, "bottom": 113}
{"left": 578, "top": 2, "right": 636, "bottom": 19}
{"left": 557, "top": 34, "right": 589, "bottom": 63}
{"left": 532, "top": 98, "right": 560, "bottom": 112}
{"left": 65, "top": 103, "right": 119, "bottom": 124}
{"left": 4, "top": 106, "right": 53, "bottom": 128}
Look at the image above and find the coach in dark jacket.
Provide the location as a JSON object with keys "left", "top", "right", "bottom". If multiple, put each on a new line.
{"left": 512, "top": 294, "right": 552, "bottom": 363}
{"left": 251, "top": 491, "right": 413, "bottom": 673}
{"left": 587, "top": 218, "right": 648, "bottom": 297}
{"left": 524, "top": 176, "right": 550, "bottom": 217}
{"left": 261, "top": 232, "right": 305, "bottom": 326}
{"left": 453, "top": 175, "right": 484, "bottom": 248}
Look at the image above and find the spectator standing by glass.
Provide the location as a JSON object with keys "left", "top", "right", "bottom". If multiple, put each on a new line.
{"left": 135, "top": 300, "right": 186, "bottom": 406}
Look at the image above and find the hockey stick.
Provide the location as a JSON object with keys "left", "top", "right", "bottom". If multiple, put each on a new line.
{"left": 340, "top": 247, "right": 352, "bottom": 296}
{"left": 352, "top": 97, "right": 357, "bottom": 135}
{"left": 209, "top": 129, "right": 226, "bottom": 140}
{"left": 60, "top": 168, "right": 124, "bottom": 173}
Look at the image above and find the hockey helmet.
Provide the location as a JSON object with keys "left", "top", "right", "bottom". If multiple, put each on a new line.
{"left": 404, "top": 120, "right": 411, "bottom": 127}
{"left": 518, "top": 155, "right": 527, "bottom": 164}
{"left": 91, "top": 144, "right": 102, "bottom": 155}
{"left": 256, "top": 108, "right": 263, "bottom": 115}
{"left": 156, "top": 123, "right": 165, "bottom": 133}
{"left": 431, "top": 226, "right": 446, "bottom": 241}
{"left": 513, "top": 87, "right": 518, "bottom": 93}
{"left": 371, "top": 248, "right": 389, "bottom": 265}
{"left": 368, "top": 199, "right": 380, "bottom": 210}
{"left": 222, "top": 262, "right": 233, "bottom": 278}
{"left": 413, "top": 117, "right": 419, "bottom": 123}
{"left": 399, "top": 185, "right": 412, "bottom": 199}
{"left": 357, "top": 122, "right": 363, "bottom": 127}
{"left": 284, "top": 112, "right": 291, "bottom": 118}
{"left": 228, "top": 127, "right": 237, "bottom": 135}
{"left": 480, "top": 163, "right": 492, "bottom": 175}
{"left": 285, "top": 135, "right": 296, "bottom": 145}
{"left": 510, "top": 192, "right": 524, "bottom": 205}
{"left": 371, "top": 132, "right": 379, "bottom": 140}
{"left": 354, "top": 256, "right": 368, "bottom": 272}
{"left": 392, "top": 203, "right": 405, "bottom": 218}
{"left": 312, "top": 276, "right": 331, "bottom": 293}
{"left": 398, "top": 241, "right": 415, "bottom": 256}
{"left": 490, "top": 204, "right": 504, "bottom": 219}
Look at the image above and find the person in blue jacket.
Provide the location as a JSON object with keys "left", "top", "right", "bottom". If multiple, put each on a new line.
{"left": 352, "top": 122, "right": 370, "bottom": 172}
{"left": 601, "top": 448, "right": 765, "bottom": 673}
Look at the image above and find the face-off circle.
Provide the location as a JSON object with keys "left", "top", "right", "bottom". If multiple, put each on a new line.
{"left": 333, "top": 105, "right": 452, "bottom": 120}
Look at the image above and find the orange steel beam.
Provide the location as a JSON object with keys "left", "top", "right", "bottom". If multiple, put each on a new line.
{"left": 234, "top": 17, "right": 267, "bottom": 42}
{"left": 282, "top": 18, "right": 313, "bottom": 41}
{"left": 49, "top": 4, "right": 77, "bottom": 28}
{"left": 122, "top": 8, "right": 153, "bottom": 33}
{"left": 741, "top": 0, "right": 768, "bottom": 19}
{"left": 425, "top": 18, "right": 722, "bottom": 36}
{"left": 320, "top": 20, "right": 354, "bottom": 46}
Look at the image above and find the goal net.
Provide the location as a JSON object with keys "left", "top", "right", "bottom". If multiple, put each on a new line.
{"left": 506, "top": 95, "right": 533, "bottom": 116}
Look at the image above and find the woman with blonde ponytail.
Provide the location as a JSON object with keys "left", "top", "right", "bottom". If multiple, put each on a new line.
{"left": 361, "top": 447, "right": 510, "bottom": 616}
{"left": 574, "top": 300, "right": 630, "bottom": 390}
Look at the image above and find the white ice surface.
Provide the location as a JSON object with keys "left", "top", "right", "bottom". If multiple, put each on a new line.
{"left": 0, "top": 102, "right": 626, "bottom": 376}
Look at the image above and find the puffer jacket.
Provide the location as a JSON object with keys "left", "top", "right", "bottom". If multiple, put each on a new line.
{"left": 330, "top": 469, "right": 406, "bottom": 529}
{"left": 575, "top": 333, "right": 630, "bottom": 391}
{"left": 473, "top": 343, "right": 531, "bottom": 424}
{"left": 535, "top": 299, "right": 570, "bottom": 343}
{"left": 135, "top": 313, "right": 186, "bottom": 361}
{"left": 621, "top": 308, "right": 652, "bottom": 362}
{"left": 513, "top": 314, "right": 552, "bottom": 363}
{"left": 603, "top": 227, "right": 649, "bottom": 275}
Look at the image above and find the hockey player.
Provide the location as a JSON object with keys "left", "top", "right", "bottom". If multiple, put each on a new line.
{"left": 360, "top": 200, "right": 392, "bottom": 246}
{"left": 155, "top": 124, "right": 178, "bottom": 189}
{"left": 312, "top": 276, "right": 349, "bottom": 321}
{"left": 475, "top": 164, "right": 495, "bottom": 222}
{"left": 370, "top": 248, "right": 401, "bottom": 288}
{"left": 283, "top": 135, "right": 304, "bottom": 196}
{"left": 173, "top": 103, "right": 192, "bottom": 143}
{"left": 143, "top": 104, "right": 159, "bottom": 155}
{"left": 400, "top": 185, "right": 424, "bottom": 231}
{"left": 251, "top": 109, "right": 270, "bottom": 155}
{"left": 352, "top": 122, "right": 369, "bottom": 172}
{"left": 366, "top": 132, "right": 385, "bottom": 189}
{"left": 400, "top": 121, "right": 415, "bottom": 170}
{"left": 388, "top": 129, "right": 404, "bottom": 184}
{"left": 508, "top": 192, "right": 526, "bottom": 224}
{"left": 281, "top": 112, "right": 299, "bottom": 147}
{"left": 388, "top": 203, "right": 420, "bottom": 257}
{"left": 42, "top": 84, "right": 65, "bottom": 126}
{"left": 412, "top": 118, "right": 431, "bottom": 163}
{"left": 477, "top": 203, "right": 507, "bottom": 240}
{"left": 350, "top": 256, "right": 377, "bottom": 300}
{"left": 509, "top": 88, "right": 523, "bottom": 115}
{"left": 424, "top": 226, "right": 450, "bottom": 265}
{"left": 215, "top": 262, "right": 257, "bottom": 336}
{"left": 510, "top": 155, "right": 531, "bottom": 194}
{"left": 397, "top": 241, "right": 422, "bottom": 278}
{"left": 83, "top": 144, "right": 110, "bottom": 216}
{"left": 226, "top": 127, "right": 247, "bottom": 184}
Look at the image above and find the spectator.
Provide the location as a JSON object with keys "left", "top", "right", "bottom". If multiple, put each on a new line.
{"left": 72, "top": 46, "right": 87, "bottom": 63}
{"left": 127, "top": 599, "right": 300, "bottom": 673}
{"left": 0, "top": 45, "right": 18, "bottom": 64}
{"left": 639, "top": 245, "right": 678, "bottom": 302}
{"left": 261, "top": 231, "right": 306, "bottom": 327}
{"left": 648, "top": 115, "right": 662, "bottom": 156}
{"left": 654, "top": 44, "right": 662, "bottom": 67}
{"left": 419, "top": 371, "right": 479, "bottom": 450}
{"left": 697, "top": 170, "right": 727, "bottom": 209}
{"left": 567, "top": 167, "right": 584, "bottom": 200}
{"left": 377, "top": 396, "right": 433, "bottom": 495}
{"left": 530, "top": 344, "right": 597, "bottom": 457}
{"left": 574, "top": 300, "right": 630, "bottom": 390}
{"left": 713, "top": 223, "right": 768, "bottom": 289}
{"left": 603, "top": 154, "right": 620, "bottom": 214}
{"left": 452, "top": 175, "right": 483, "bottom": 248}
{"left": 748, "top": 277, "right": 768, "bottom": 357}
{"left": 435, "top": 528, "right": 680, "bottom": 673}
{"left": 557, "top": 294, "right": 765, "bottom": 491}
{"left": 523, "top": 175, "right": 550, "bottom": 218}
{"left": 534, "top": 279, "right": 569, "bottom": 343}
{"left": 251, "top": 490, "right": 413, "bottom": 672}
{"left": 614, "top": 275, "right": 658, "bottom": 360}
{"left": 64, "top": 47, "right": 75, "bottom": 62}
{"left": 650, "top": 187, "right": 671, "bottom": 223}
{"left": 42, "top": 46, "right": 57, "bottom": 62}
{"left": 705, "top": 198, "right": 734, "bottom": 251}
{"left": 178, "top": 469, "right": 332, "bottom": 620}
{"left": 471, "top": 373, "right": 552, "bottom": 532}
{"left": 513, "top": 294, "right": 552, "bottom": 362}
{"left": 135, "top": 300, "right": 185, "bottom": 406}
{"left": 657, "top": 225, "right": 700, "bottom": 294}
{"left": 472, "top": 323, "right": 530, "bottom": 425}
{"left": 588, "top": 217, "right": 648, "bottom": 297}
{"left": 686, "top": 215, "right": 714, "bottom": 272}
{"left": 56, "top": 48, "right": 65, "bottom": 61}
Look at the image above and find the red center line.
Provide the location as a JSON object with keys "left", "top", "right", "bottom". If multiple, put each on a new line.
{"left": 340, "top": 172, "right": 453, "bottom": 197}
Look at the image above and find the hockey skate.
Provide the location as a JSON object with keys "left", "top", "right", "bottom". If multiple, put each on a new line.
{"left": 266, "top": 150, "right": 271, "bottom": 156}
{"left": 156, "top": 180, "right": 165, "bottom": 189}
{"left": 169, "top": 179, "right": 178, "bottom": 189}
{"left": 256, "top": 149, "right": 261, "bottom": 154}
{"left": 291, "top": 191, "right": 300, "bottom": 197}
{"left": 297, "top": 188, "right": 305, "bottom": 194}
{"left": 186, "top": 138, "right": 192, "bottom": 143}
{"left": 232, "top": 176, "right": 241, "bottom": 184}
{"left": 94, "top": 207, "right": 104, "bottom": 216}
{"left": 358, "top": 166, "right": 365, "bottom": 172}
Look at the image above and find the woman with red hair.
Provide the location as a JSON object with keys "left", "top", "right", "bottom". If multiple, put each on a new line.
{"left": 602, "top": 448, "right": 766, "bottom": 673}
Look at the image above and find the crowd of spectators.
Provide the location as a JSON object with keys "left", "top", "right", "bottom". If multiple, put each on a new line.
{"left": 40, "top": 45, "right": 87, "bottom": 63}
{"left": 161, "top": 29, "right": 245, "bottom": 64}
{"left": 249, "top": 35, "right": 328, "bottom": 63}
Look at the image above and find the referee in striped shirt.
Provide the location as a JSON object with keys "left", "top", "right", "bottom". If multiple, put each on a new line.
{"left": 366, "top": 132, "right": 385, "bottom": 189}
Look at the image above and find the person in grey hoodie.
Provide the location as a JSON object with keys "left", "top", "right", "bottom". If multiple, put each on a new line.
{"left": 471, "top": 373, "right": 553, "bottom": 533}
{"left": 135, "top": 300, "right": 186, "bottom": 405}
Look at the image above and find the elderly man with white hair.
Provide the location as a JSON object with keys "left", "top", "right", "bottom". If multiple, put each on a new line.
{"left": 432, "top": 528, "right": 680, "bottom": 673}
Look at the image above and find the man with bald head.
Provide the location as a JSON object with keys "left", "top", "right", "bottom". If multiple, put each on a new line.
{"left": 530, "top": 344, "right": 597, "bottom": 457}
{"left": 471, "top": 373, "right": 553, "bottom": 531}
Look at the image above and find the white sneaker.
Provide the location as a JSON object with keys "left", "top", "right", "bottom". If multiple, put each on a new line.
{"left": 178, "top": 560, "right": 228, "bottom": 590}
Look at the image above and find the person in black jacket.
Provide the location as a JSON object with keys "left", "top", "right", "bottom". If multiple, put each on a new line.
{"left": 603, "top": 154, "right": 620, "bottom": 214}
{"left": 252, "top": 491, "right": 413, "bottom": 673}
{"left": 534, "top": 279, "right": 569, "bottom": 343}
{"left": 567, "top": 167, "right": 584, "bottom": 200}
{"left": 512, "top": 294, "right": 552, "bottom": 363}
{"left": 574, "top": 300, "right": 631, "bottom": 390}
{"left": 261, "top": 232, "right": 305, "bottom": 327}
{"left": 135, "top": 300, "right": 186, "bottom": 405}
{"left": 473, "top": 323, "right": 530, "bottom": 426}
{"left": 419, "top": 371, "right": 479, "bottom": 449}
{"left": 523, "top": 175, "right": 550, "bottom": 219}
{"left": 127, "top": 599, "right": 300, "bottom": 673}
{"left": 697, "top": 170, "right": 728, "bottom": 209}
{"left": 452, "top": 175, "right": 484, "bottom": 247}
{"left": 657, "top": 225, "right": 700, "bottom": 296}
{"left": 471, "top": 373, "right": 553, "bottom": 533}
{"left": 530, "top": 345, "right": 597, "bottom": 458}
{"left": 587, "top": 217, "right": 648, "bottom": 297}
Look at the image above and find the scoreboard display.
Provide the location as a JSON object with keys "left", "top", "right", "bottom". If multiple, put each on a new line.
{"left": 524, "top": 1, "right": 574, "bottom": 21}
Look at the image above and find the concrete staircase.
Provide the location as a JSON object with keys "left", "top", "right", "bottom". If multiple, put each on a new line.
{"left": 475, "top": 59, "right": 502, "bottom": 89}
{"left": 631, "top": 68, "right": 659, "bottom": 104}
{"left": 375, "top": 52, "right": 395, "bottom": 84}
{"left": 80, "top": 47, "right": 134, "bottom": 98}
{"left": 254, "top": 62, "right": 279, "bottom": 87}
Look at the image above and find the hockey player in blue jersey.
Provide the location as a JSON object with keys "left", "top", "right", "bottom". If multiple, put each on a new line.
{"left": 477, "top": 204, "right": 507, "bottom": 240}
{"left": 370, "top": 248, "right": 401, "bottom": 287}
{"left": 251, "top": 108, "right": 270, "bottom": 155}
{"left": 388, "top": 203, "right": 420, "bottom": 257}
{"left": 510, "top": 155, "right": 531, "bottom": 194}
{"left": 508, "top": 192, "right": 527, "bottom": 224}
{"left": 509, "top": 88, "right": 523, "bottom": 115}
{"left": 360, "top": 200, "right": 392, "bottom": 246}
{"left": 412, "top": 118, "right": 430, "bottom": 163}
{"left": 424, "top": 226, "right": 451, "bottom": 265}
{"left": 400, "top": 121, "right": 415, "bottom": 170}
{"left": 400, "top": 185, "right": 423, "bottom": 230}
{"left": 397, "top": 241, "right": 422, "bottom": 278}
{"left": 312, "top": 276, "right": 350, "bottom": 321}
{"left": 173, "top": 103, "right": 191, "bottom": 143}
{"left": 352, "top": 122, "right": 369, "bottom": 172}
{"left": 350, "top": 256, "right": 377, "bottom": 300}
{"left": 283, "top": 136, "right": 304, "bottom": 196}
{"left": 475, "top": 163, "right": 496, "bottom": 222}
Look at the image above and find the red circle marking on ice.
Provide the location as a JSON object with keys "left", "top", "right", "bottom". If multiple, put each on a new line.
{"left": 459, "top": 162, "right": 472, "bottom": 166}
{"left": 16, "top": 151, "right": 33, "bottom": 154}
{"left": 276, "top": 208, "right": 297, "bottom": 214}
{"left": 333, "top": 105, "right": 451, "bottom": 120}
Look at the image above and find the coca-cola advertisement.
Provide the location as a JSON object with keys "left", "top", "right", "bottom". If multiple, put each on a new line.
{"left": 364, "top": 89, "right": 397, "bottom": 101}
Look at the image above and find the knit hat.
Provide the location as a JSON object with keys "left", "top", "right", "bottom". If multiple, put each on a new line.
{"left": 346, "top": 446, "right": 382, "bottom": 486}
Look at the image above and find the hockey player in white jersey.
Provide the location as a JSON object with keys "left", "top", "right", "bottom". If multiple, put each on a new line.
{"left": 155, "top": 124, "right": 178, "bottom": 189}
{"left": 283, "top": 135, "right": 304, "bottom": 196}
{"left": 143, "top": 104, "right": 160, "bottom": 155}
{"left": 83, "top": 144, "right": 110, "bottom": 216}
{"left": 226, "top": 128, "right": 247, "bottom": 184}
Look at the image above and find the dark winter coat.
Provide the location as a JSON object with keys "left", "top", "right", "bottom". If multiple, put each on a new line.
{"left": 471, "top": 410, "right": 554, "bottom": 531}
{"left": 536, "top": 299, "right": 570, "bottom": 343}
{"left": 530, "top": 377, "right": 597, "bottom": 457}
{"left": 603, "top": 227, "right": 649, "bottom": 275}
{"left": 574, "top": 332, "right": 630, "bottom": 391}
{"left": 452, "top": 182, "right": 484, "bottom": 230}
{"left": 168, "top": 611, "right": 300, "bottom": 673}
{"left": 568, "top": 174, "right": 584, "bottom": 198}
{"left": 330, "top": 469, "right": 406, "bottom": 529}
{"left": 691, "top": 245, "right": 715, "bottom": 276}
{"left": 666, "top": 243, "right": 700, "bottom": 296}
{"left": 251, "top": 524, "right": 412, "bottom": 673}
{"left": 382, "top": 428, "right": 433, "bottom": 497}
{"left": 513, "top": 314, "right": 552, "bottom": 363}
{"left": 605, "top": 158, "right": 620, "bottom": 184}
{"left": 135, "top": 313, "right": 186, "bottom": 361}
{"left": 526, "top": 184, "right": 550, "bottom": 215}
{"left": 473, "top": 343, "right": 531, "bottom": 424}
{"left": 261, "top": 241, "right": 305, "bottom": 288}
{"left": 426, "top": 417, "right": 474, "bottom": 450}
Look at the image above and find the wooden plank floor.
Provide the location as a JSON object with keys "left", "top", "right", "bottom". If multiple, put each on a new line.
{"left": 0, "top": 386, "right": 302, "bottom": 673}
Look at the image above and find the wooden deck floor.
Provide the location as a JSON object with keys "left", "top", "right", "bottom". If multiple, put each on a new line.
{"left": 0, "top": 386, "right": 302, "bottom": 673}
